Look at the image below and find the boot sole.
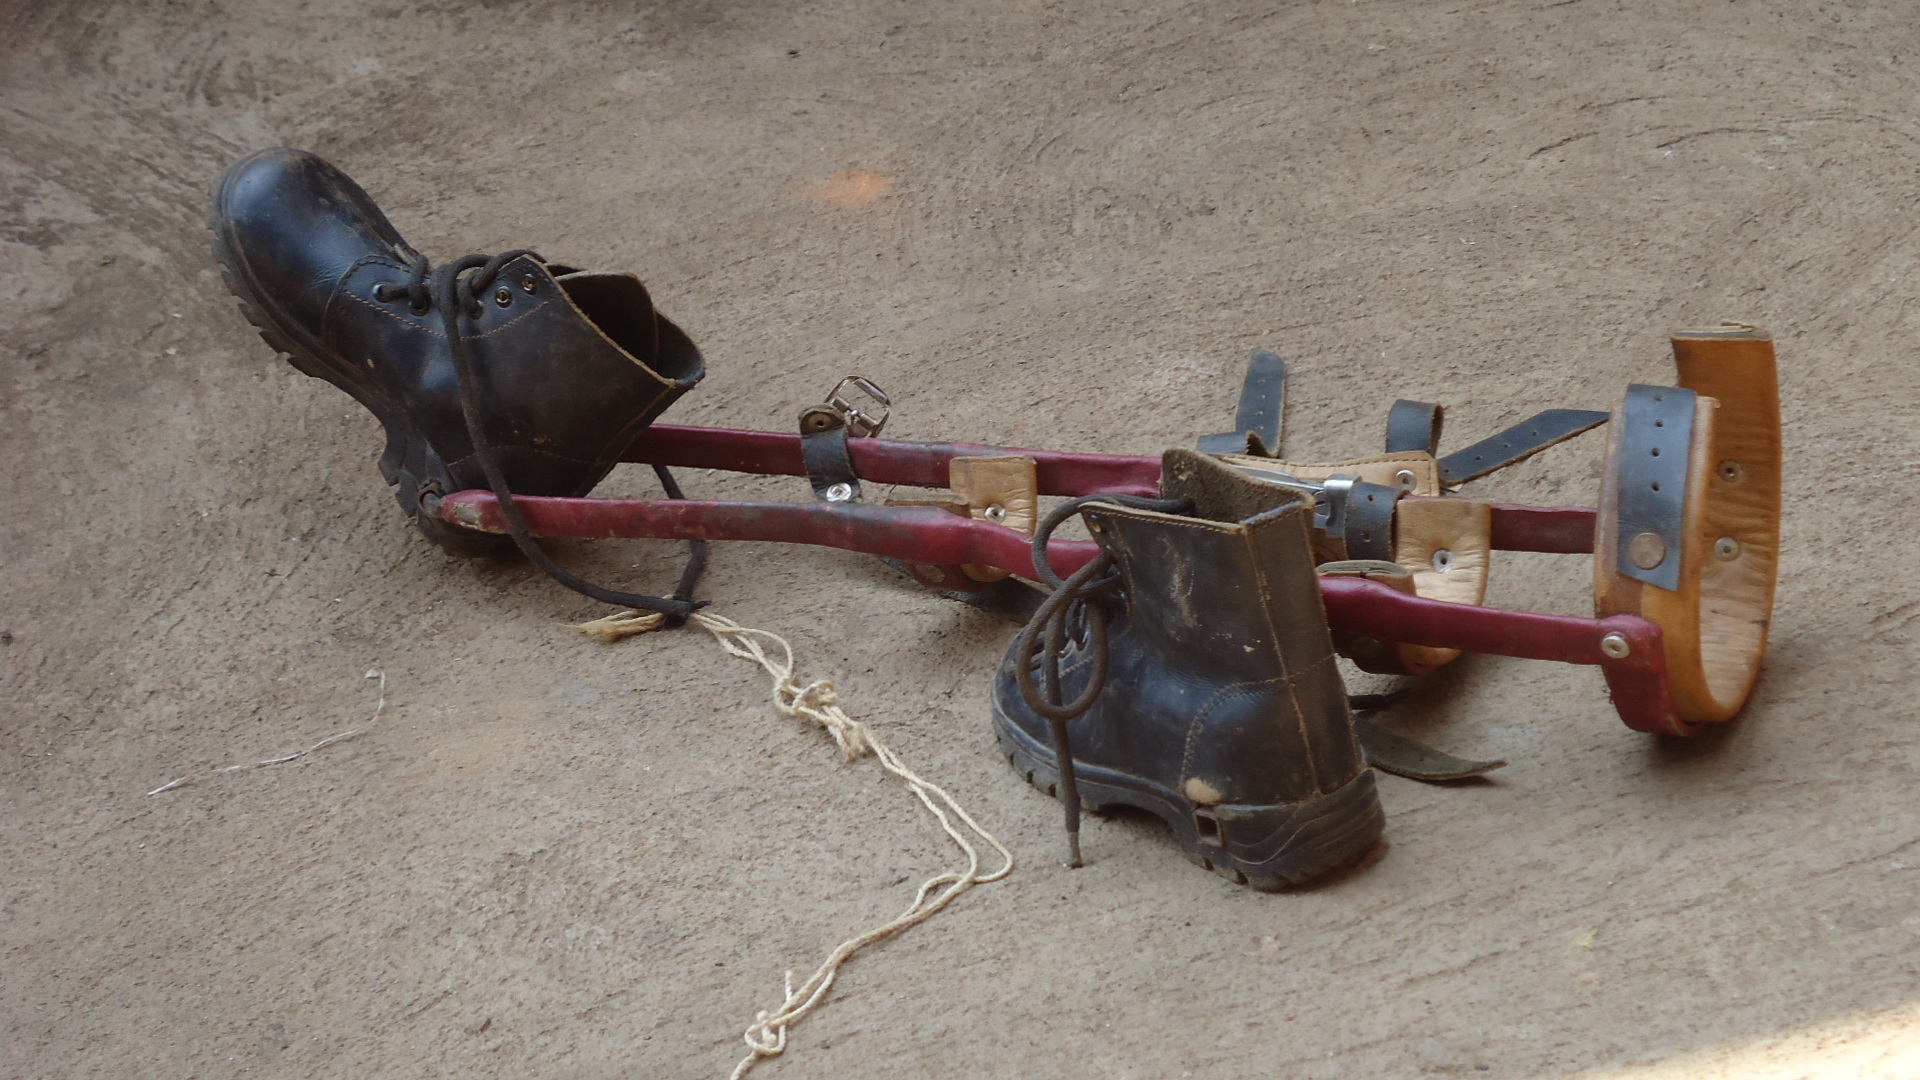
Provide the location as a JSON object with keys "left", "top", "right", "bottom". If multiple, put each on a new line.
{"left": 206, "top": 153, "right": 511, "bottom": 556}
{"left": 992, "top": 700, "right": 1385, "bottom": 890}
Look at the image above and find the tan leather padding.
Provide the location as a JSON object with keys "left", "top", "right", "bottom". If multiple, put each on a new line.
{"left": 1595, "top": 326, "right": 1781, "bottom": 730}
{"left": 1392, "top": 497, "right": 1493, "bottom": 672}
{"left": 1217, "top": 452, "right": 1441, "bottom": 495}
{"left": 948, "top": 455, "right": 1039, "bottom": 582}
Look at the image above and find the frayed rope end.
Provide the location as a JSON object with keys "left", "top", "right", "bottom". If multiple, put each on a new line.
{"left": 564, "top": 611, "right": 668, "bottom": 642}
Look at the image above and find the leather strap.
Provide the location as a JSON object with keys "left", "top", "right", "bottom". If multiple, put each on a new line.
{"left": 1352, "top": 716, "right": 1507, "bottom": 782}
{"left": 1437, "top": 408, "right": 1610, "bottom": 486}
{"left": 1197, "top": 349, "right": 1286, "bottom": 456}
{"left": 1385, "top": 399, "right": 1444, "bottom": 455}
{"left": 800, "top": 404, "right": 861, "bottom": 501}
{"left": 1341, "top": 480, "right": 1400, "bottom": 561}
{"left": 1610, "top": 386, "right": 1695, "bottom": 591}
{"left": 1595, "top": 325, "right": 1781, "bottom": 734}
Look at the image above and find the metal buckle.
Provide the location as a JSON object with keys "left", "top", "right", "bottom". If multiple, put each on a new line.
{"left": 1228, "top": 463, "right": 1360, "bottom": 537}
{"left": 825, "top": 376, "right": 891, "bottom": 438}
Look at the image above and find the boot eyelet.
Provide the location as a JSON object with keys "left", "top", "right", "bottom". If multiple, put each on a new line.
{"left": 520, "top": 274, "right": 538, "bottom": 295}
{"left": 494, "top": 286, "right": 513, "bottom": 307}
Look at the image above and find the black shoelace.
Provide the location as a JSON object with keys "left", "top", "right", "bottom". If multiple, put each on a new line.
{"left": 1014, "top": 492, "right": 1192, "bottom": 866}
{"left": 379, "top": 251, "right": 706, "bottom": 622}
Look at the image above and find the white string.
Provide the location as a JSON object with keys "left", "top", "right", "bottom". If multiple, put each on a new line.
{"left": 146, "top": 670, "right": 386, "bottom": 796}
{"left": 567, "top": 609, "right": 1014, "bottom": 1079}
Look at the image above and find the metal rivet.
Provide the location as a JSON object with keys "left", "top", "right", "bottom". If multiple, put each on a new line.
{"left": 1599, "top": 632, "right": 1631, "bottom": 659}
{"left": 494, "top": 286, "right": 513, "bottom": 307}
{"left": 1715, "top": 536, "right": 1741, "bottom": 561}
{"left": 1088, "top": 520, "right": 1104, "bottom": 533}
{"left": 913, "top": 563, "right": 947, "bottom": 584}
{"left": 1431, "top": 549, "right": 1455, "bottom": 573}
{"left": 520, "top": 274, "right": 538, "bottom": 294}
{"left": 1717, "top": 460, "right": 1744, "bottom": 483}
{"left": 984, "top": 503, "right": 1008, "bottom": 523}
{"left": 1393, "top": 469, "right": 1418, "bottom": 490}
{"left": 824, "top": 482, "right": 854, "bottom": 502}
{"left": 1629, "top": 531, "right": 1668, "bottom": 570}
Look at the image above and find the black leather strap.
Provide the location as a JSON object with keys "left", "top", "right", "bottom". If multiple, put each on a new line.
{"left": 800, "top": 404, "right": 861, "bottom": 501}
{"left": 1197, "top": 349, "right": 1286, "bottom": 456}
{"left": 1341, "top": 480, "right": 1400, "bottom": 561}
{"left": 1384, "top": 399, "right": 1444, "bottom": 455}
{"left": 1352, "top": 716, "right": 1507, "bottom": 782}
{"left": 1612, "top": 386, "right": 1694, "bottom": 590}
{"left": 1436, "top": 408, "right": 1610, "bottom": 486}
{"left": 880, "top": 557, "right": 1048, "bottom": 621}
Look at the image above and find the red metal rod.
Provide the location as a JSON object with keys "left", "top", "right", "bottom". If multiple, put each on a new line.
{"left": 630, "top": 424, "right": 1597, "bottom": 552}
{"left": 627, "top": 424, "right": 1163, "bottom": 497}
{"left": 442, "top": 490, "right": 1673, "bottom": 730}
{"left": 441, "top": 491, "right": 1104, "bottom": 581}
{"left": 444, "top": 492, "right": 1625, "bottom": 667}
{"left": 1317, "top": 577, "right": 1659, "bottom": 670}
{"left": 1318, "top": 577, "right": 1681, "bottom": 734}
{"left": 1486, "top": 503, "right": 1597, "bottom": 554}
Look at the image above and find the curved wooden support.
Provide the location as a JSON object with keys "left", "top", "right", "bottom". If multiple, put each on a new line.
{"left": 1595, "top": 325, "right": 1781, "bottom": 735}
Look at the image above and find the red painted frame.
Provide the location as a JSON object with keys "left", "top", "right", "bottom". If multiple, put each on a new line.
{"left": 435, "top": 423, "right": 1689, "bottom": 735}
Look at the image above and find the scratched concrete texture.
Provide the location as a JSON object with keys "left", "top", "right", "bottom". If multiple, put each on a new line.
{"left": 5, "top": 1, "right": 1920, "bottom": 1077}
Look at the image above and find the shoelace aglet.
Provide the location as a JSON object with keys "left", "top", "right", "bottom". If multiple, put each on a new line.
{"left": 1064, "top": 826, "right": 1083, "bottom": 869}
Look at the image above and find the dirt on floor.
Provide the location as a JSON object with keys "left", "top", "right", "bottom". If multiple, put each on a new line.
{"left": 6, "top": 1, "right": 1920, "bottom": 1077}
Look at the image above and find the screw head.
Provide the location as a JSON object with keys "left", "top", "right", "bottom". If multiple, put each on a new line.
{"left": 1715, "top": 536, "right": 1741, "bottom": 561}
{"left": 984, "top": 503, "right": 1008, "bottom": 524}
{"left": 1628, "top": 531, "right": 1668, "bottom": 570}
{"left": 1393, "top": 469, "right": 1418, "bottom": 490}
{"left": 1431, "top": 548, "right": 1455, "bottom": 574}
{"left": 1599, "top": 632, "right": 1631, "bottom": 660}
{"left": 1717, "top": 460, "right": 1745, "bottom": 483}
{"left": 824, "top": 482, "right": 855, "bottom": 502}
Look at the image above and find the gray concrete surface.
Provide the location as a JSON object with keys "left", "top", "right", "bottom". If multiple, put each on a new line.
{"left": 5, "top": 1, "right": 1919, "bottom": 1076}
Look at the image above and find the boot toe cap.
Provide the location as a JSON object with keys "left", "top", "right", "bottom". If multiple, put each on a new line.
{"left": 211, "top": 147, "right": 413, "bottom": 334}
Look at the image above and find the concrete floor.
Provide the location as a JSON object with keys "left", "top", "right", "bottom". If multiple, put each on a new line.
{"left": 5, "top": 1, "right": 1919, "bottom": 1076}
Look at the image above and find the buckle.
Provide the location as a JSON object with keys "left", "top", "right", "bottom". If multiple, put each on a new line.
{"left": 825, "top": 376, "right": 891, "bottom": 438}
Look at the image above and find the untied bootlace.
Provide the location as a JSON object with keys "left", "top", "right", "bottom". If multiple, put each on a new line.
{"left": 1014, "top": 492, "right": 1192, "bottom": 867}
{"left": 376, "top": 251, "right": 707, "bottom": 622}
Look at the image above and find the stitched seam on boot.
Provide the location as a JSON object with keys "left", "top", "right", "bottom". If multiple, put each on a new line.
{"left": 335, "top": 286, "right": 550, "bottom": 341}
{"left": 1251, "top": 530, "right": 1326, "bottom": 795}
{"left": 1286, "top": 650, "right": 1362, "bottom": 788}
{"left": 464, "top": 300, "right": 552, "bottom": 340}
{"left": 1181, "top": 678, "right": 1287, "bottom": 793}
{"left": 338, "top": 288, "right": 450, "bottom": 338}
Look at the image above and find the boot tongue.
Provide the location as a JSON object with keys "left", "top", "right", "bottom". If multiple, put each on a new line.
{"left": 553, "top": 270, "right": 661, "bottom": 361}
{"left": 552, "top": 269, "right": 706, "bottom": 386}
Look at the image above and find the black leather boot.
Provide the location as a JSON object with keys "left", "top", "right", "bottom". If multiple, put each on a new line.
{"left": 208, "top": 147, "right": 704, "bottom": 558}
{"left": 992, "top": 449, "right": 1384, "bottom": 889}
